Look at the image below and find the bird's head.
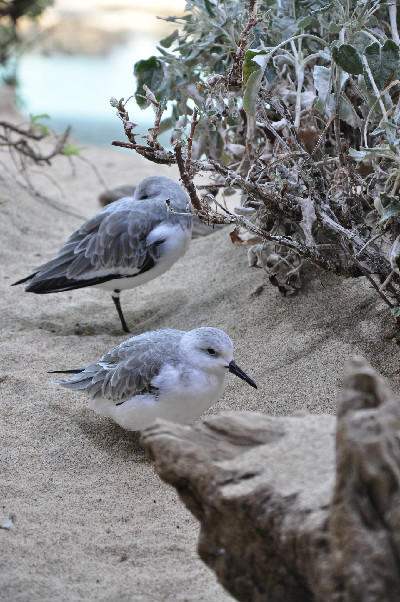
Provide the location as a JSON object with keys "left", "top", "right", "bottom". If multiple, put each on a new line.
{"left": 181, "top": 327, "right": 257, "bottom": 388}
{"left": 134, "top": 176, "right": 191, "bottom": 213}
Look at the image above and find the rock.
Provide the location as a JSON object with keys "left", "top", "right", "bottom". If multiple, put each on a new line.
{"left": 141, "top": 359, "right": 400, "bottom": 602}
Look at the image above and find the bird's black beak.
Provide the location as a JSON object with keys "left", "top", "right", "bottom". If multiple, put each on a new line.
{"left": 228, "top": 360, "right": 257, "bottom": 389}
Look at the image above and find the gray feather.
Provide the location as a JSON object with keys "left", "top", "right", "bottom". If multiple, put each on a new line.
{"left": 25, "top": 176, "right": 192, "bottom": 283}
{"left": 55, "top": 329, "right": 185, "bottom": 402}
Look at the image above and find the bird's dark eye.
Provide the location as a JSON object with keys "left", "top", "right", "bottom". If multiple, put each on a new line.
{"left": 207, "top": 348, "right": 216, "bottom": 355}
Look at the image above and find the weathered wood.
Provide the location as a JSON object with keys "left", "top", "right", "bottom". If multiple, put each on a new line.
{"left": 141, "top": 359, "right": 400, "bottom": 602}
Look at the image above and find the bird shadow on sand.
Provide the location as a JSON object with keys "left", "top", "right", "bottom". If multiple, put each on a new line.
{"left": 71, "top": 408, "right": 149, "bottom": 463}
{"left": 12, "top": 289, "right": 191, "bottom": 337}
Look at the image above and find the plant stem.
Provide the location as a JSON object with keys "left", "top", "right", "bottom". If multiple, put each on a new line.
{"left": 350, "top": 256, "right": 394, "bottom": 308}
{"left": 334, "top": 66, "right": 345, "bottom": 166}
{"left": 362, "top": 55, "right": 388, "bottom": 122}
{"left": 388, "top": 2, "right": 400, "bottom": 45}
{"left": 294, "top": 67, "right": 305, "bottom": 129}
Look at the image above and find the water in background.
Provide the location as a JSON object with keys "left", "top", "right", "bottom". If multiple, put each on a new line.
{"left": 17, "top": 33, "right": 172, "bottom": 149}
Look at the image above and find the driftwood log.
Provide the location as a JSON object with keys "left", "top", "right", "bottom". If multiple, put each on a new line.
{"left": 141, "top": 359, "right": 400, "bottom": 602}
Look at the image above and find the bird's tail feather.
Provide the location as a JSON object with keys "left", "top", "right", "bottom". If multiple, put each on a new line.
{"left": 48, "top": 368, "right": 85, "bottom": 374}
{"left": 13, "top": 273, "right": 124, "bottom": 294}
{"left": 12, "top": 273, "right": 38, "bottom": 286}
{"left": 51, "top": 376, "right": 94, "bottom": 391}
{"left": 50, "top": 367, "right": 105, "bottom": 396}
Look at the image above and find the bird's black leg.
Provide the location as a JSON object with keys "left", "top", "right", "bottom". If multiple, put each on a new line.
{"left": 112, "top": 290, "right": 130, "bottom": 333}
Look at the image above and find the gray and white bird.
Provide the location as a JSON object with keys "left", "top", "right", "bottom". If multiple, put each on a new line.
{"left": 12, "top": 175, "right": 193, "bottom": 332}
{"left": 50, "top": 327, "right": 257, "bottom": 431}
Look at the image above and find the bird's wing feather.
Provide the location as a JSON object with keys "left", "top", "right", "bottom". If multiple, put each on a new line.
{"left": 31, "top": 198, "right": 169, "bottom": 281}
{"left": 56, "top": 330, "right": 184, "bottom": 402}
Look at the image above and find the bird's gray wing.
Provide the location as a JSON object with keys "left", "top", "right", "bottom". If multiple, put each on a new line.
{"left": 56, "top": 330, "right": 185, "bottom": 403}
{"left": 32, "top": 197, "right": 169, "bottom": 281}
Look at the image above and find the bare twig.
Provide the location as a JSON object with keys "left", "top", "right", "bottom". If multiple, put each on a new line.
{"left": 350, "top": 255, "right": 394, "bottom": 308}
{"left": 379, "top": 270, "right": 395, "bottom": 292}
{"left": 174, "top": 141, "right": 203, "bottom": 212}
{"left": 112, "top": 141, "right": 153, "bottom": 151}
{"left": 208, "top": 159, "right": 301, "bottom": 221}
{"left": 111, "top": 140, "right": 176, "bottom": 165}
{"left": 320, "top": 210, "right": 389, "bottom": 271}
{"left": 309, "top": 115, "right": 336, "bottom": 160}
{"left": 185, "top": 108, "right": 199, "bottom": 172}
{"left": 0, "top": 122, "right": 71, "bottom": 165}
{"left": 143, "top": 86, "right": 164, "bottom": 149}
{"left": 257, "top": 116, "right": 292, "bottom": 152}
{"left": 264, "top": 151, "right": 307, "bottom": 171}
{"left": 226, "top": 0, "right": 260, "bottom": 89}
{"left": 196, "top": 183, "right": 230, "bottom": 189}
{"left": 0, "top": 121, "right": 44, "bottom": 140}
{"left": 355, "top": 231, "right": 384, "bottom": 258}
{"left": 113, "top": 97, "right": 138, "bottom": 145}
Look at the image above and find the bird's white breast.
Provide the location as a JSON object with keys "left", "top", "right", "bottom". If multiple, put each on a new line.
{"left": 152, "top": 362, "right": 227, "bottom": 419}
{"left": 93, "top": 222, "right": 191, "bottom": 292}
{"left": 89, "top": 362, "right": 226, "bottom": 431}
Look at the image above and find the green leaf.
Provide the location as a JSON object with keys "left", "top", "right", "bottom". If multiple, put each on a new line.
{"left": 253, "top": 53, "right": 277, "bottom": 85}
{"left": 313, "top": 65, "right": 331, "bottom": 104}
{"left": 243, "top": 50, "right": 265, "bottom": 90}
{"left": 363, "top": 40, "right": 400, "bottom": 91}
{"left": 62, "top": 142, "right": 83, "bottom": 157}
{"left": 332, "top": 44, "right": 363, "bottom": 75}
{"left": 242, "top": 50, "right": 277, "bottom": 115}
{"left": 209, "top": 129, "right": 225, "bottom": 160}
{"left": 159, "top": 29, "right": 179, "bottom": 49}
{"left": 158, "top": 116, "right": 175, "bottom": 135}
{"left": 329, "top": 23, "right": 342, "bottom": 34}
{"left": 348, "top": 148, "right": 367, "bottom": 161}
{"left": 30, "top": 113, "right": 50, "bottom": 122}
{"left": 34, "top": 123, "right": 50, "bottom": 136}
{"left": 298, "top": 15, "right": 312, "bottom": 29}
{"left": 164, "top": 14, "right": 191, "bottom": 22}
{"left": 243, "top": 68, "right": 263, "bottom": 116}
{"left": 204, "top": 0, "right": 216, "bottom": 17}
{"left": 349, "top": 146, "right": 392, "bottom": 162}
{"left": 134, "top": 57, "right": 164, "bottom": 108}
{"left": 381, "top": 39, "right": 400, "bottom": 84}
{"left": 339, "top": 94, "right": 361, "bottom": 129}
{"left": 378, "top": 193, "right": 400, "bottom": 223}
{"left": 29, "top": 113, "right": 51, "bottom": 137}
{"left": 243, "top": 50, "right": 276, "bottom": 92}
{"left": 272, "top": 15, "right": 298, "bottom": 41}
{"left": 391, "top": 306, "right": 400, "bottom": 317}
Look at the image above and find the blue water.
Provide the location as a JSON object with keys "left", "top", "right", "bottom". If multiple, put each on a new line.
{"left": 17, "top": 34, "right": 172, "bottom": 148}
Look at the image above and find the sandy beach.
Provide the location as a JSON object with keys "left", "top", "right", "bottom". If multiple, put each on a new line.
{"left": 1, "top": 121, "right": 400, "bottom": 601}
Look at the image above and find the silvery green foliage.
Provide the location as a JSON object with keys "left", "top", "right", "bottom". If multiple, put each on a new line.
{"left": 128, "top": 0, "right": 400, "bottom": 311}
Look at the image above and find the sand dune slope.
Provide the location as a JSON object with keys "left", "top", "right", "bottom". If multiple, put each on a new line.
{"left": 1, "top": 146, "right": 399, "bottom": 602}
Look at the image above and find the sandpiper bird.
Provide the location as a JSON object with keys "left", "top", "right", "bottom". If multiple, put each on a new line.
{"left": 50, "top": 327, "right": 257, "bottom": 431}
{"left": 12, "top": 176, "right": 193, "bottom": 332}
